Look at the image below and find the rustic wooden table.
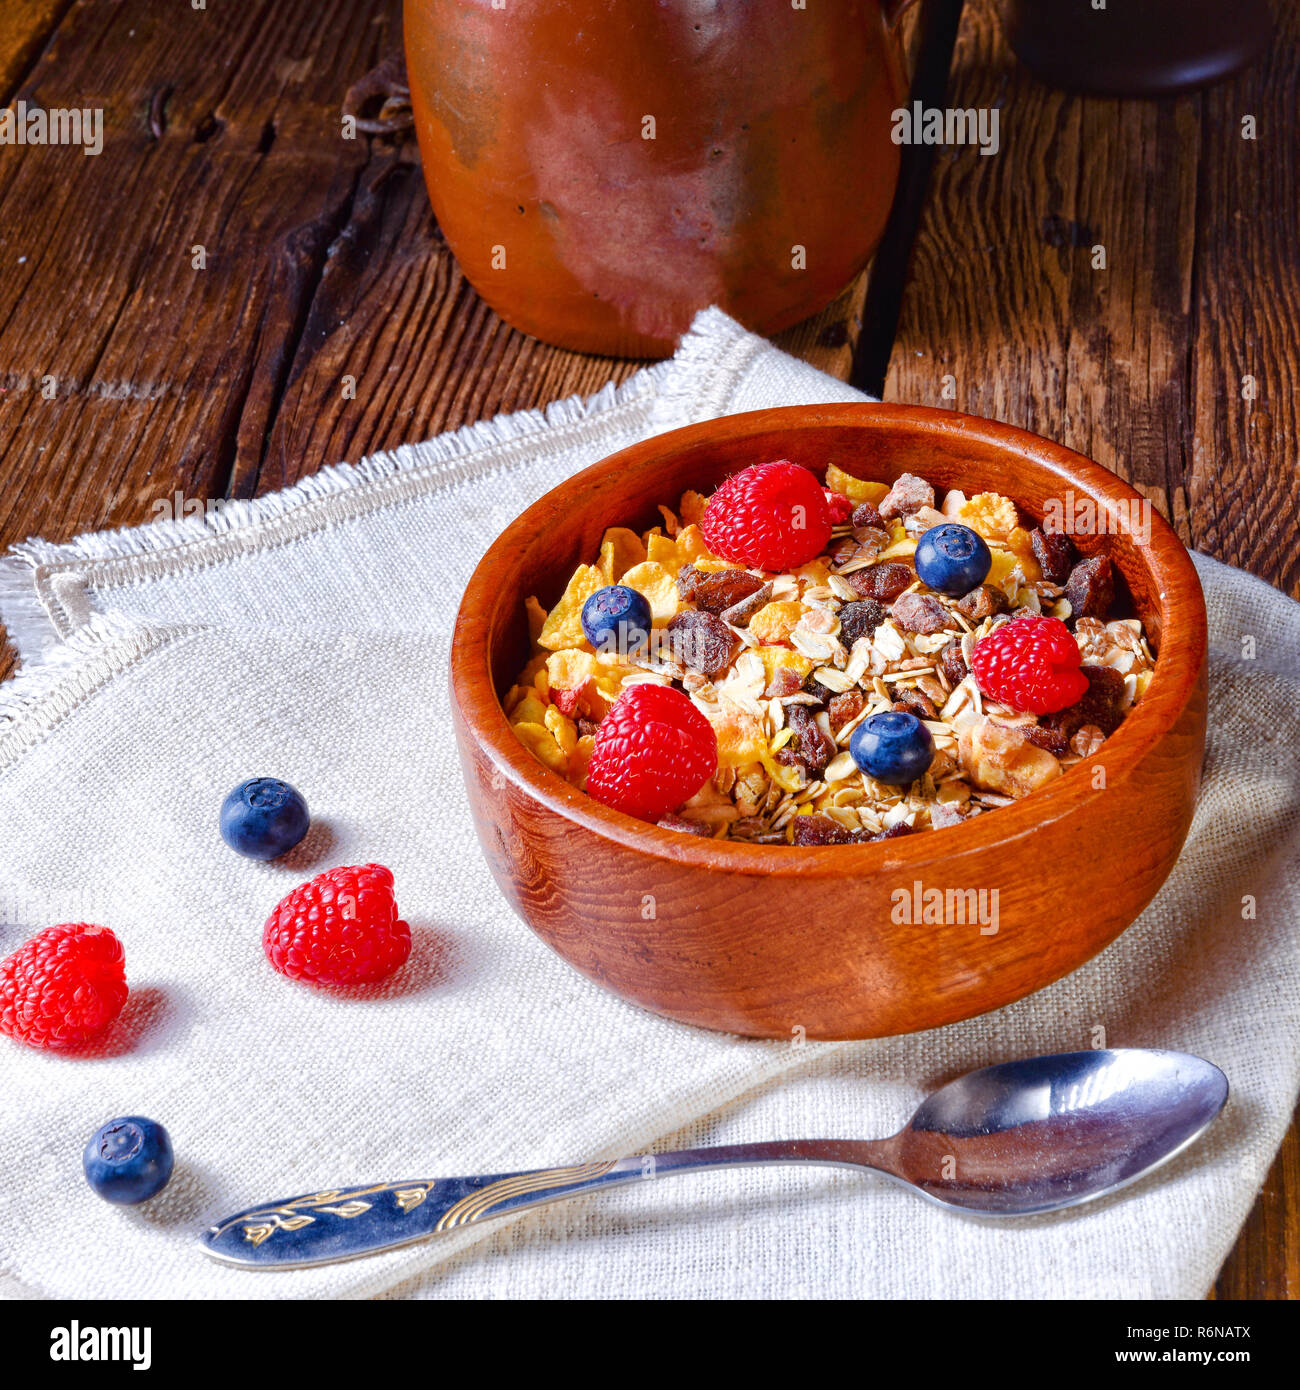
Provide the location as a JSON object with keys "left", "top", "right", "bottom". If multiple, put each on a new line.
{"left": 0, "top": 0, "right": 1295, "bottom": 1296}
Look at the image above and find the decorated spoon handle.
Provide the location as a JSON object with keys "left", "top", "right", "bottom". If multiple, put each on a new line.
{"left": 200, "top": 1139, "right": 882, "bottom": 1269}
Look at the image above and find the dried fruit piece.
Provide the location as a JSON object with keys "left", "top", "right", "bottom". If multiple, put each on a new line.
{"left": 873, "top": 822, "right": 915, "bottom": 841}
{"left": 748, "top": 600, "right": 807, "bottom": 645}
{"left": 938, "top": 637, "right": 968, "bottom": 687}
{"left": 848, "top": 562, "right": 913, "bottom": 602}
{"left": 958, "top": 718, "right": 1062, "bottom": 798}
{"left": 719, "top": 581, "right": 773, "bottom": 627}
{"left": 879, "top": 473, "right": 935, "bottom": 521}
{"left": 676, "top": 564, "right": 766, "bottom": 615}
{"left": 1030, "top": 526, "right": 1076, "bottom": 585}
{"left": 764, "top": 666, "right": 807, "bottom": 699}
{"left": 665, "top": 610, "right": 739, "bottom": 678}
{"left": 802, "top": 670, "right": 837, "bottom": 706}
{"left": 1065, "top": 555, "right": 1115, "bottom": 621}
{"left": 791, "top": 814, "right": 864, "bottom": 846}
{"left": 775, "top": 704, "right": 836, "bottom": 773}
{"left": 824, "top": 463, "right": 889, "bottom": 505}
{"left": 1042, "top": 664, "right": 1126, "bottom": 738}
{"left": 1023, "top": 724, "right": 1069, "bottom": 757}
{"left": 955, "top": 584, "right": 1008, "bottom": 622}
{"left": 891, "top": 592, "right": 955, "bottom": 635}
{"left": 828, "top": 689, "right": 868, "bottom": 734}
{"left": 838, "top": 599, "right": 887, "bottom": 648}
{"left": 657, "top": 813, "right": 712, "bottom": 837}
{"left": 851, "top": 500, "right": 885, "bottom": 530}
{"left": 893, "top": 689, "right": 939, "bottom": 720}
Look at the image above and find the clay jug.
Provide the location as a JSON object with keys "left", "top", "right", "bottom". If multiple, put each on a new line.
{"left": 404, "top": 0, "right": 916, "bottom": 358}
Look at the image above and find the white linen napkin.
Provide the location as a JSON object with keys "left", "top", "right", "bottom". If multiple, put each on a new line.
{"left": 1, "top": 309, "right": 1296, "bottom": 1300}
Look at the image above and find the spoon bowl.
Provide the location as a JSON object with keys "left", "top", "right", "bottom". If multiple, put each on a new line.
{"left": 201, "top": 1049, "right": 1228, "bottom": 1269}
{"left": 892, "top": 1048, "right": 1230, "bottom": 1215}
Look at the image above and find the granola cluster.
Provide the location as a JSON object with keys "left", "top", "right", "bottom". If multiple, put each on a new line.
{"left": 505, "top": 463, "right": 1155, "bottom": 843}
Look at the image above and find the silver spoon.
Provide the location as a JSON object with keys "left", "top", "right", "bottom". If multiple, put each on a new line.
{"left": 200, "top": 1048, "right": 1227, "bottom": 1270}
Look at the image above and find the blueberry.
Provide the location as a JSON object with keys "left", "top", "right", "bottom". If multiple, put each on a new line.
{"left": 849, "top": 711, "right": 934, "bottom": 785}
{"left": 580, "top": 584, "right": 652, "bottom": 657}
{"left": 220, "top": 778, "right": 309, "bottom": 860}
{"left": 83, "top": 1116, "right": 173, "bottom": 1205}
{"left": 914, "top": 523, "right": 992, "bottom": 597}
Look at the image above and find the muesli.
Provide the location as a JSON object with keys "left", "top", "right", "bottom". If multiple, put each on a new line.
{"left": 503, "top": 460, "right": 1154, "bottom": 843}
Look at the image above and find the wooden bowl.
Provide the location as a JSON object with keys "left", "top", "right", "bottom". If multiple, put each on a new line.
{"left": 451, "top": 405, "right": 1207, "bottom": 1040}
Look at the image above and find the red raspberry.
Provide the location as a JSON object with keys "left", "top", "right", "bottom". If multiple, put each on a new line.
{"left": 970, "top": 615, "right": 1089, "bottom": 714}
{"left": 0, "top": 924, "right": 128, "bottom": 1051}
{"left": 823, "top": 489, "right": 854, "bottom": 525}
{"left": 702, "top": 461, "right": 832, "bottom": 570}
{"left": 263, "top": 863, "right": 410, "bottom": 987}
{"left": 586, "top": 683, "right": 718, "bottom": 822}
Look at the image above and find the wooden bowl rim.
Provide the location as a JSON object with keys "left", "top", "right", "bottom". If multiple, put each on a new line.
{"left": 452, "top": 403, "right": 1206, "bottom": 878}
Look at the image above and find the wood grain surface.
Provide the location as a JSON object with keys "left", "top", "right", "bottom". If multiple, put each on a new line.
{"left": 0, "top": 0, "right": 1295, "bottom": 1296}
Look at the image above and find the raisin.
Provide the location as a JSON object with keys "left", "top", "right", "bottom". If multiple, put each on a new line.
{"left": 879, "top": 473, "right": 935, "bottom": 521}
{"left": 1030, "top": 527, "right": 1076, "bottom": 585}
{"left": 678, "top": 566, "right": 766, "bottom": 615}
{"left": 870, "top": 822, "right": 915, "bottom": 841}
{"left": 1042, "top": 663, "right": 1125, "bottom": 738}
{"left": 891, "top": 592, "right": 954, "bottom": 635}
{"left": 939, "top": 637, "right": 968, "bottom": 687}
{"left": 1023, "top": 724, "right": 1069, "bottom": 757}
{"left": 839, "top": 599, "right": 886, "bottom": 648}
{"left": 782, "top": 704, "right": 835, "bottom": 773}
{"left": 893, "top": 689, "right": 938, "bottom": 720}
{"left": 656, "top": 813, "right": 712, "bottom": 836}
{"left": 719, "top": 581, "right": 772, "bottom": 627}
{"left": 790, "top": 814, "right": 863, "bottom": 846}
{"left": 665, "top": 611, "right": 738, "bottom": 678}
{"left": 1065, "top": 555, "right": 1115, "bottom": 621}
{"left": 674, "top": 564, "right": 708, "bottom": 601}
{"left": 828, "top": 689, "right": 868, "bottom": 733}
{"left": 851, "top": 500, "right": 885, "bottom": 530}
{"left": 955, "top": 585, "right": 1007, "bottom": 622}
{"left": 801, "top": 672, "right": 833, "bottom": 707}
{"left": 576, "top": 716, "right": 602, "bottom": 738}
{"left": 849, "top": 562, "right": 913, "bottom": 602}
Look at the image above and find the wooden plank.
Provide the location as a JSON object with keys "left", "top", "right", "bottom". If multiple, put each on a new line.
{"left": 0, "top": 0, "right": 404, "bottom": 553}
{"left": 882, "top": 0, "right": 1298, "bottom": 1299}
{"left": 1211, "top": 1129, "right": 1300, "bottom": 1299}
{"left": 882, "top": 0, "right": 1201, "bottom": 533}
{"left": 1186, "top": 6, "right": 1300, "bottom": 595}
{"left": 1191, "top": 0, "right": 1300, "bottom": 1297}
{"left": 0, "top": 0, "right": 70, "bottom": 102}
